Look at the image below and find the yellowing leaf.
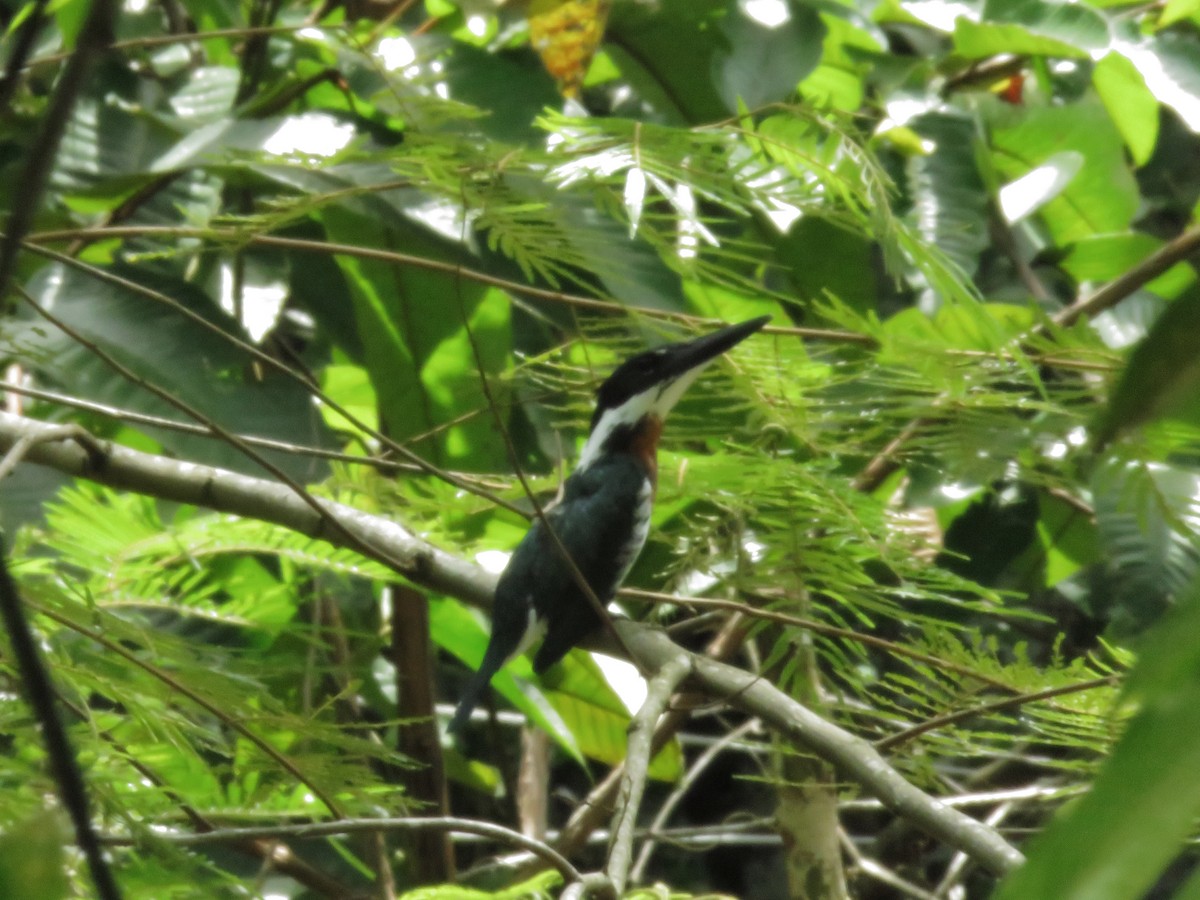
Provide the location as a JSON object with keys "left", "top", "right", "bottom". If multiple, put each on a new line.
{"left": 528, "top": 0, "right": 612, "bottom": 98}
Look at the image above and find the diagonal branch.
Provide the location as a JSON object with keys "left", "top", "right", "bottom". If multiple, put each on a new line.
{"left": 1051, "top": 224, "right": 1200, "bottom": 329}
{"left": 0, "top": 411, "right": 1024, "bottom": 876}
{"left": 0, "top": 539, "right": 122, "bottom": 900}
{"left": 606, "top": 653, "right": 691, "bottom": 894}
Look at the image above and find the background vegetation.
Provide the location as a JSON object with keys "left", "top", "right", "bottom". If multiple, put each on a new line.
{"left": 1, "top": 0, "right": 1200, "bottom": 897}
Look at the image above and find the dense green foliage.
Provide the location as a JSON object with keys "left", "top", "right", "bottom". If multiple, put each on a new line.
{"left": 1, "top": 0, "right": 1200, "bottom": 897}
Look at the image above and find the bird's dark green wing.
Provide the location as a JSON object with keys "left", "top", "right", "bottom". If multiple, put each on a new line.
{"left": 527, "top": 455, "right": 649, "bottom": 673}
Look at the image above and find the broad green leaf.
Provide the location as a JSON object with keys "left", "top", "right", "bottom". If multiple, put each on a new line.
{"left": 1035, "top": 491, "right": 1098, "bottom": 587}
{"left": 606, "top": 0, "right": 730, "bottom": 122}
{"left": 1091, "top": 457, "right": 1200, "bottom": 634}
{"left": 1060, "top": 233, "right": 1195, "bottom": 299}
{"left": 1119, "top": 34, "right": 1200, "bottom": 132}
{"left": 798, "top": 15, "right": 880, "bottom": 112}
{"left": 1093, "top": 51, "right": 1160, "bottom": 166}
{"left": 989, "top": 97, "right": 1138, "bottom": 243}
{"left": 954, "top": 0, "right": 1110, "bottom": 59}
{"left": 1059, "top": 232, "right": 1161, "bottom": 282}
{"left": 0, "top": 814, "right": 68, "bottom": 900}
{"left": 716, "top": 3, "right": 826, "bottom": 110}
{"left": 995, "top": 576, "right": 1200, "bottom": 900}
{"left": 774, "top": 217, "right": 876, "bottom": 314}
{"left": 319, "top": 363, "right": 379, "bottom": 437}
{"left": 908, "top": 111, "right": 990, "bottom": 281}
{"left": 1159, "top": 0, "right": 1200, "bottom": 27}
{"left": 1094, "top": 289, "right": 1200, "bottom": 448}
{"left": 997, "top": 150, "right": 1083, "bottom": 224}
{"left": 545, "top": 651, "right": 683, "bottom": 780}
{"left": 5, "top": 263, "right": 333, "bottom": 480}
{"left": 317, "top": 208, "right": 512, "bottom": 470}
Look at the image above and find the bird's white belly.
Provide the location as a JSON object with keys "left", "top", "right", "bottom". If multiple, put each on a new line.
{"left": 613, "top": 478, "right": 654, "bottom": 584}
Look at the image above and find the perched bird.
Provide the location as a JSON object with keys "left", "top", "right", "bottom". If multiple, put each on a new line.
{"left": 448, "top": 316, "right": 770, "bottom": 733}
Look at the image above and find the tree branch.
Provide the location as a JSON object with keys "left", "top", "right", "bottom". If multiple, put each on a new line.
{"left": 0, "top": 410, "right": 489, "bottom": 606}
{"left": 606, "top": 653, "right": 691, "bottom": 895}
{"left": 101, "top": 816, "right": 583, "bottom": 885}
{"left": 0, "top": 411, "right": 1024, "bottom": 875}
{"left": 1051, "top": 224, "right": 1200, "bottom": 329}
{"left": 611, "top": 623, "right": 1027, "bottom": 876}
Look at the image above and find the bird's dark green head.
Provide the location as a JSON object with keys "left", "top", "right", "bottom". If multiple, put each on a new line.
{"left": 579, "top": 316, "right": 769, "bottom": 469}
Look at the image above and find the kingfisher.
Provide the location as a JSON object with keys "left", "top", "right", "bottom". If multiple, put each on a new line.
{"left": 448, "top": 316, "right": 770, "bottom": 734}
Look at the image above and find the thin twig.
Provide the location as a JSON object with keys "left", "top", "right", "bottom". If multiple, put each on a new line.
{"left": 839, "top": 829, "right": 938, "bottom": 900}
{"left": 0, "top": 0, "right": 116, "bottom": 303}
{"left": 28, "top": 599, "right": 344, "bottom": 817}
{"left": 12, "top": 283, "right": 411, "bottom": 587}
{"left": 0, "top": 380, "right": 509, "bottom": 488}
{"left": 607, "top": 653, "right": 691, "bottom": 895}
{"left": 1051, "top": 224, "right": 1200, "bottom": 328}
{"left": 838, "top": 782, "right": 1081, "bottom": 811}
{"left": 24, "top": 225, "right": 871, "bottom": 345}
{"left": 14, "top": 238, "right": 528, "bottom": 517}
{"left": 875, "top": 675, "right": 1117, "bottom": 752}
{"left": 934, "top": 801, "right": 1013, "bottom": 897}
{"left": 21, "top": 25, "right": 324, "bottom": 73}
{"left": 630, "top": 718, "right": 760, "bottom": 882}
{"left": 0, "top": 540, "right": 123, "bottom": 900}
{"left": 101, "top": 817, "right": 584, "bottom": 884}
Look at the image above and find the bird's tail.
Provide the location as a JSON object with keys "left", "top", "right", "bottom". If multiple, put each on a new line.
{"left": 446, "top": 646, "right": 506, "bottom": 735}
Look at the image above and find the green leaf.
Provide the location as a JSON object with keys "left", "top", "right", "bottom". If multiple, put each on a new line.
{"left": 6, "top": 263, "right": 332, "bottom": 479}
{"left": 319, "top": 363, "right": 379, "bottom": 437}
{"left": 989, "top": 97, "right": 1139, "bottom": 243}
{"left": 317, "top": 208, "right": 512, "bottom": 469}
{"left": 997, "top": 150, "right": 1083, "bottom": 224}
{"left": 1091, "top": 457, "right": 1200, "bottom": 634}
{"left": 1035, "top": 491, "right": 1098, "bottom": 587}
{"left": 994, "top": 576, "right": 1200, "bottom": 900}
{"left": 1124, "top": 33, "right": 1200, "bottom": 133}
{"left": 954, "top": 0, "right": 1109, "bottom": 59}
{"left": 908, "top": 112, "right": 990, "bottom": 280}
{"left": 1159, "top": 0, "right": 1200, "bottom": 27}
{"left": 0, "top": 814, "right": 68, "bottom": 900}
{"left": 545, "top": 652, "right": 684, "bottom": 781}
{"left": 1094, "top": 289, "right": 1200, "bottom": 448}
{"left": 1093, "top": 52, "right": 1160, "bottom": 166}
{"left": 716, "top": 3, "right": 826, "bottom": 110}
{"left": 1060, "top": 233, "right": 1195, "bottom": 299}
{"left": 798, "top": 14, "right": 880, "bottom": 112}
{"left": 606, "top": 0, "right": 731, "bottom": 121}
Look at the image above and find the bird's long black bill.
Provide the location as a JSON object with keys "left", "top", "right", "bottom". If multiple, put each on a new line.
{"left": 664, "top": 315, "right": 771, "bottom": 379}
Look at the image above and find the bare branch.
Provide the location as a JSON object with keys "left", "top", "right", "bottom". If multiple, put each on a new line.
{"left": 613, "top": 623, "right": 1026, "bottom": 876}
{"left": 0, "top": 410, "right": 490, "bottom": 607}
{"left": 607, "top": 653, "right": 691, "bottom": 894}
{"left": 102, "top": 817, "right": 584, "bottom": 885}
{"left": 0, "top": 412, "right": 1025, "bottom": 875}
{"left": 1052, "top": 224, "right": 1200, "bottom": 328}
